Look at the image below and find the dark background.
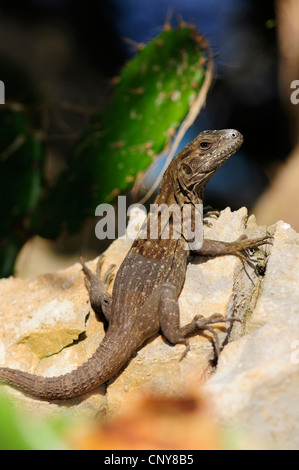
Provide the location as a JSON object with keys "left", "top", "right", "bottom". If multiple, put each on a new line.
{"left": 0, "top": 0, "right": 290, "bottom": 211}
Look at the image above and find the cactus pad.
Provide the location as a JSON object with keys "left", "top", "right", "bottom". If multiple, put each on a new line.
{"left": 43, "top": 24, "right": 212, "bottom": 235}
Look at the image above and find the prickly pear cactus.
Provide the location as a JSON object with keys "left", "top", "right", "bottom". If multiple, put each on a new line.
{"left": 40, "top": 23, "right": 212, "bottom": 236}
{"left": 83, "top": 25, "right": 209, "bottom": 202}
{"left": 0, "top": 105, "right": 45, "bottom": 277}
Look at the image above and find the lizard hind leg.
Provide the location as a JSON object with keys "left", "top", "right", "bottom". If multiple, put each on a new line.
{"left": 156, "top": 283, "right": 239, "bottom": 360}
{"left": 80, "top": 255, "right": 115, "bottom": 322}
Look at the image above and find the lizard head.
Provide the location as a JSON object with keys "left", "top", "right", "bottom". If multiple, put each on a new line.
{"left": 175, "top": 129, "right": 243, "bottom": 200}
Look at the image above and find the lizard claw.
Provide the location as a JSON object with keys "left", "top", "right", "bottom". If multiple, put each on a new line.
{"left": 195, "top": 313, "right": 241, "bottom": 358}
{"left": 102, "top": 264, "right": 116, "bottom": 288}
{"left": 95, "top": 255, "right": 116, "bottom": 288}
{"left": 80, "top": 256, "right": 92, "bottom": 277}
{"left": 80, "top": 255, "right": 116, "bottom": 293}
{"left": 96, "top": 254, "right": 105, "bottom": 276}
{"left": 203, "top": 206, "right": 220, "bottom": 227}
{"left": 178, "top": 339, "right": 191, "bottom": 362}
{"left": 227, "top": 233, "right": 274, "bottom": 268}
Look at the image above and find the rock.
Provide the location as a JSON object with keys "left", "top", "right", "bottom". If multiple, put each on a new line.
{"left": 0, "top": 262, "right": 106, "bottom": 418}
{"left": 202, "top": 220, "right": 299, "bottom": 450}
{"left": 106, "top": 207, "right": 259, "bottom": 414}
{"left": 1, "top": 206, "right": 298, "bottom": 450}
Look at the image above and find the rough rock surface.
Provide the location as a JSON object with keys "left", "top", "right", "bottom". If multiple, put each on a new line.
{"left": 203, "top": 219, "right": 299, "bottom": 450}
{"left": 0, "top": 207, "right": 298, "bottom": 449}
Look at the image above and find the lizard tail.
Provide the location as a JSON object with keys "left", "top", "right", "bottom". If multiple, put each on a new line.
{"left": 0, "top": 337, "right": 130, "bottom": 400}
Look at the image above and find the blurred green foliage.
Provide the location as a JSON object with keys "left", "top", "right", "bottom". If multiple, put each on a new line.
{"left": 0, "top": 393, "right": 68, "bottom": 450}
{"left": 0, "top": 23, "right": 211, "bottom": 275}
{"left": 37, "top": 25, "right": 208, "bottom": 237}
{"left": 0, "top": 106, "right": 45, "bottom": 277}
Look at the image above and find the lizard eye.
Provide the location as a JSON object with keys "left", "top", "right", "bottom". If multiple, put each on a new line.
{"left": 199, "top": 141, "right": 212, "bottom": 150}
{"left": 181, "top": 164, "right": 192, "bottom": 175}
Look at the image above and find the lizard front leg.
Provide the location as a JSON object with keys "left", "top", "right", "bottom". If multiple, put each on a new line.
{"left": 193, "top": 234, "right": 273, "bottom": 264}
{"left": 81, "top": 255, "right": 115, "bottom": 322}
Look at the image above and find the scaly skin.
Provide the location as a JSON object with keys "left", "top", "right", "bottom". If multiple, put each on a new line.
{"left": 0, "top": 129, "right": 272, "bottom": 399}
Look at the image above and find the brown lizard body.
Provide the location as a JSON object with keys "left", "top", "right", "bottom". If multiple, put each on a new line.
{"left": 0, "top": 129, "right": 272, "bottom": 400}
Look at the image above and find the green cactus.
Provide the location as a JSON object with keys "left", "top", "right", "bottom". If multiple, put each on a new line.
{"left": 37, "top": 23, "right": 212, "bottom": 237}
{"left": 0, "top": 23, "right": 212, "bottom": 276}
{"left": 0, "top": 105, "right": 45, "bottom": 277}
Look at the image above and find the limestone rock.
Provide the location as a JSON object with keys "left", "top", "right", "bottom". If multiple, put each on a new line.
{"left": 106, "top": 207, "right": 255, "bottom": 414}
{"left": 203, "top": 220, "right": 299, "bottom": 450}
{"left": 0, "top": 206, "right": 298, "bottom": 450}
